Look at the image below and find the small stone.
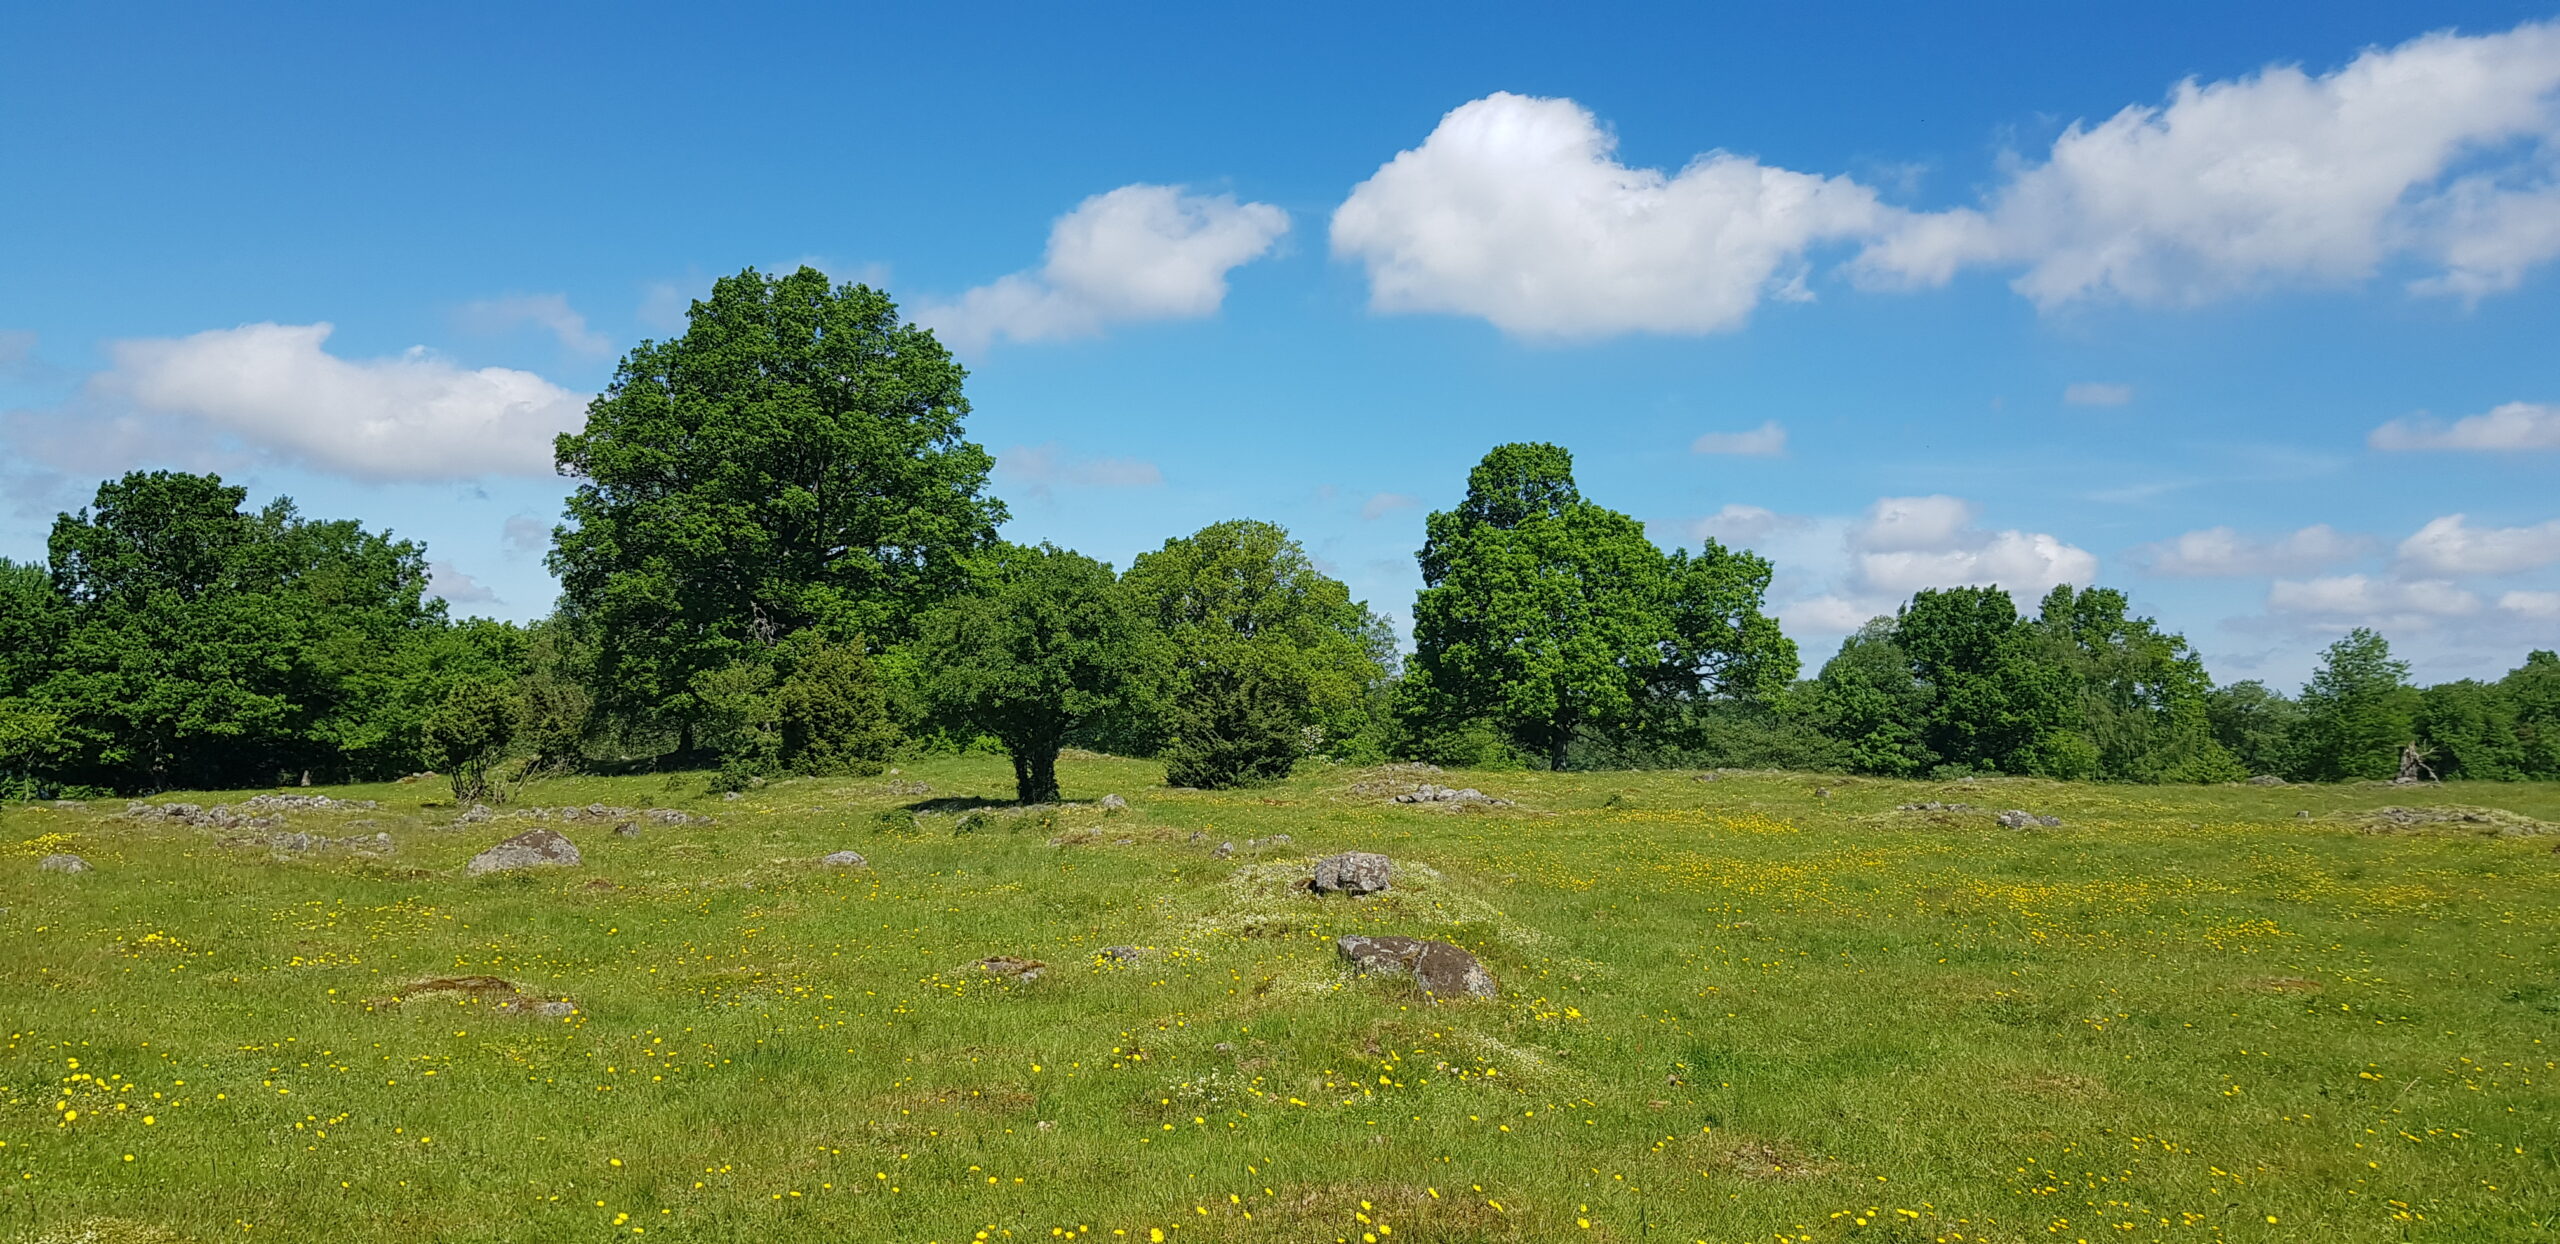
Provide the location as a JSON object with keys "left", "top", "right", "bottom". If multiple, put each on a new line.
{"left": 1211, "top": 841, "right": 1234, "bottom": 860}
{"left": 1214, "top": 1042, "right": 1233, "bottom": 1053}
{"left": 1996, "top": 810, "right": 2061, "bottom": 829}
{"left": 819, "top": 850, "right": 868, "bottom": 868}
{"left": 722, "top": 791, "right": 743, "bottom": 802}
{"left": 1100, "top": 945, "right": 1141, "bottom": 963}
{"left": 1265, "top": 833, "right": 1291, "bottom": 845}
{"left": 1313, "top": 851, "right": 1392, "bottom": 896}
{"left": 2246, "top": 775, "right": 2286, "bottom": 787}
{"left": 1100, "top": 794, "right": 1128, "bottom": 813}
{"left": 1188, "top": 831, "right": 1206, "bottom": 844}
{"left": 1035, "top": 1120, "right": 1055, "bottom": 1132}
{"left": 1335, "top": 934, "right": 1497, "bottom": 1000}
{"left": 466, "top": 828, "right": 582, "bottom": 876}
{"left": 613, "top": 822, "right": 640, "bottom": 838}
{"left": 976, "top": 956, "right": 1046, "bottom": 982}
{"left": 2296, "top": 810, "right": 2312, "bottom": 820}
{"left": 38, "top": 853, "right": 91, "bottom": 874}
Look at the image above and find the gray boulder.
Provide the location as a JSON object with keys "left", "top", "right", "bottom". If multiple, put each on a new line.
{"left": 38, "top": 853, "right": 91, "bottom": 874}
{"left": 819, "top": 850, "right": 868, "bottom": 868}
{"left": 466, "top": 828, "right": 582, "bottom": 876}
{"left": 1313, "top": 851, "right": 1392, "bottom": 896}
{"left": 1335, "top": 934, "right": 1497, "bottom": 1000}
{"left": 1100, "top": 793, "right": 1128, "bottom": 813}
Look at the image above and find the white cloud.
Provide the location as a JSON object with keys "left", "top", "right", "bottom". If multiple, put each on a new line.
{"left": 1686, "top": 503, "right": 1805, "bottom": 546}
{"left": 65, "top": 322, "right": 584, "bottom": 481}
{"left": 1330, "top": 92, "right": 1891, "bottom": 337}
{"left": 502, "top": 514, "right": 549, "bottom": 556}
{"left": 920, "top": 184, "right": 1289, "bottom": 352}
{"left": 1857, "top": 20, "right": 2560, "bottom": 305}
{"left": 427, "top": 559, "right": 500, "bottom": 606}
{"left": 2063, "top": 382, "right": 2133, "bottom": 407}
{"left": 2395, "top": 513, "right": 2560, "bottom": 576}
{"left": 2501, "top": 589, "right": 2560, "bottom": 620}
{"left": 2369, "top": 400, "right": 2560, "bottom": 451}
{"left": 1847, "top": 495, "right": 2096, "bottom": 598}
{"left": 1690, "top": 421, "right": 1788, "bottom": 455}
{"left": 1780, "top": 594, "right": 1889, "bottom": 635}
{"left": 2135, "top": 523, "right": 2370, "bottom": 577}
{"left": 1850, "top": 495, "right": 1977, "bottom": 554}
{"left": 0, "top": 330, "right": 33, "bottom": 373}
{"left": 2267, "top": 574, "right": 2481, "bottom": 622}
{"left": 997, "top": 442, "right": 1165, "bottom": 496}
{"left": 458, "top": 293, "right": 614, "bottom": 357}
{"left": 1361, "top": 492, "right": 1419, "bottom": 520}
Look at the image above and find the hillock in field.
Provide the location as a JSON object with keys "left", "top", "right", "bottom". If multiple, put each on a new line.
{"left": 6, "top": 758, "right": 2558, "bottom": 1243}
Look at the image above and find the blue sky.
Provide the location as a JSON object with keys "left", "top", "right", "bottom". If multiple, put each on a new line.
{"left": 4, "top": 2, "right": 2557, "bottom": 687}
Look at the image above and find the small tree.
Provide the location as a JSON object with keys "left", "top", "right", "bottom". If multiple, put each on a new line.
{"left": 917, "top": 544, "right": 1152, "bottom": 803}
{"left": 1410, "top": 443, "right": 1796, "bottom": 770}
{"left": 772, "top": 632, "right": 897, "bottom": 776}
{"left": 2289, "top": 628, "right": 2418, "bottom": 781}
{"left": 1123, "top": 519, "right": 1391, "bottom": 788}
{"left": 424, "top": 679, "right": 517, "bottom": 803}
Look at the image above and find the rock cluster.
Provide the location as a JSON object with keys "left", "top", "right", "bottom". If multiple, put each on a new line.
{"left": 1393, "top": 784, "right": 1512, "bottom": 806}
{"left": 1895, "top": 801, "right": 1981, "bottom": 813}
{"left": 818, "top": 850, "right": 868, "bottom": 868}
{"left": 2245, "top": 775, "right": 2286, "bottom": 786}
{"left": 1996, "top": 810, "right": 2064, "bottom": 829}
{"left": 1335, "top": 934, "right": 1497, "bottom": 1000}
{"left": 466, "top": 828, "right": 582, "bottom": 876}
{"left": 125, "top": 794, "right": 381, "bottom": 831}
{"left": 252, "top": 830, "right": 394, "bottom": 856}
{"left": 458, "top": 804, "right": 706, "bottom": 828}
{"left": 383, "top": 976, "right": 577, "bottom": 1019}
{"left": 1313, "top": 851, "right": 1392, "bottom": 896}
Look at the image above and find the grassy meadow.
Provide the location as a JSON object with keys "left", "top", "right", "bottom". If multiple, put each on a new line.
{"left": 4, "top": 758, "right": 2558, "bottom": 1244}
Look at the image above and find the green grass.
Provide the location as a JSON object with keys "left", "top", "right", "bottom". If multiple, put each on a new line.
{"left": 5, "top": 758, "right": 2558, "bottom": 1243}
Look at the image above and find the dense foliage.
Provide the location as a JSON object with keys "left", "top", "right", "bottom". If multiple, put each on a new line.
{"left": 1409, "top": 443, "right": 1797, "bottom": 770}
{"left": 6, "top": 266, "right": 2555, "bottom": 799}
{"left": 549, "top": 266, "right": 1004, "bottom": 757}
{"left": 1122, "top": 520, "right": 1394, "bottom": 788}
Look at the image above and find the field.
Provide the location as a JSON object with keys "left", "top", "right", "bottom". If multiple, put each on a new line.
{"left": 5, "top": 759, "right": 2558, "bottom": 1244}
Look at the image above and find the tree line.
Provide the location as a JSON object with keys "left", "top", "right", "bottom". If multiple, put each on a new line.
{"left": 3, "top": 268, "right": 2554, "bottom": 801}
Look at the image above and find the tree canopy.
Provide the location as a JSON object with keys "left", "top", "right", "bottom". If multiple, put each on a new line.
{"left": 915, "top": 544, "right": 1153, "bottom": 803}
{"left": 550, "top": 266, "right": 1005, "bottom": 756}
{"left": 1122, "top": 519, "right": 1393, "bottom": 786}
{"left": 1409, "top": 443, "right": 1796, "bottom": 769}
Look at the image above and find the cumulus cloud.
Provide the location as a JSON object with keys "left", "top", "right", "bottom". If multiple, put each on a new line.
{"left": 1848, "top": 495, "right": 2097, "bottom": 598}
{"left": 1361, "top": 492, "right": 1419, "bottom": 520}
{"left": 920, "top": 184, "right": 1289, "bottom": 352}
{"left": 0, "top": 330, "right": 34, "bottom": 375}
{"left": 427, "top": 560, "right": 500, "bottom": 606}
{"left": 29, "top": 323, "right": 586, "bottom": 481}
{"left": 1780, "top": 594, "right": 1889, "bottom": 635}
{"left": 2134, "top": 524, "right": 2370, "bottom": 577}
{"left": 997, "top": 442, "right": 1165, "bottom": 499}
{"left": 1330, "top": 92, "right": 1891, "bottom": 337}
{"left": 502, "top": 514, "right": 550, "bottom": 556}
{"left": 2369, "top": 400, "right": 2560, "bottom": 451}
{"left": 1857, "top": 21, "right": 2560, "bottom": 304}
{"left": 2064, "top": 382, "right": 2133, "bottom": 407}
{"left": 1686, "top": 503, "right": 1805, "bottom": 546}
{"left": 1690, "top": 421, "right": 1788, "bottom": 455}
{"left": 2502, "top": 589, "right": 2560, "bottom": 619}
{"left": 2267, "top": 574, "right": 2481, "bottom": 622}
{"left": 2395, "top": 513, "right": 2560, "bottom": 576}
{"left": 458, "top": 294, "right": 614, "bottom": 357}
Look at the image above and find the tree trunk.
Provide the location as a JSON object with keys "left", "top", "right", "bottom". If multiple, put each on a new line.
{"left": 1017, "top": 744, "right": 1061, "bottom": 805}
{"left": 1549, "top": 733, "right": 1571, "bottom": 772}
